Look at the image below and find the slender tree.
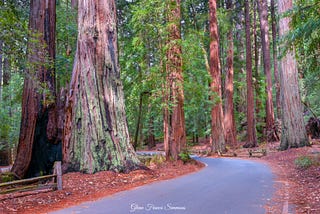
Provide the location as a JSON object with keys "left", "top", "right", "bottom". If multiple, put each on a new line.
{"left": 71, "top": 0, "right": 78, "bottom": 9}
{"left": 257, "top": 0, "right": 276, "bottom": 141}
{"left": 0, "top": 40, "right": 2, "bottom": 102}
{"left": 224, "top": 0, "right": 236, "bottom": 148}
{"left": 164, "top": 0, "right": 186, "bottom": 160}
{"left": 271, "top": 0, "right": 281, "bottom": 119}
{"left": 11, "top": 0, "right": 57, "bottom": 179}
{"left": 209, "top": 0, "right": 226, "bottom": 153}
{"left": 253, "top": 0, "right": 261, "bottom": 117}
{"left": 63, "top": 0, "right": 142, "bottom": 173}
{"left": 278, "top": 0, "right": 309, "bottom": 150}
{"left": 244, "top": 0, "right": 258, "bottom": 148}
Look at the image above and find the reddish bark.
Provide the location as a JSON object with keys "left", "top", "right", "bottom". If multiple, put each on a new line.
{"left": 164, "top": 0, "right": 186, "bottom": 160}
{"left": 63, "top": 0, "right": 141, "bottom": 173}
{"left": 244, "top": 0, "right": 258, "bottom": 148}
{"left": 278, "top": 0, "right": 309, "bottom": 150}
{"left": 12, "top": 0, "right": 57, "bottom": 179}
{"left": 257, "top": 0, "right": 276, "bottom": 141}
{"left": 224, "top": 0, "right": 237, "bottom": 148}
{"left": 71, "top": 0, "right": 78, "bottom": 9}
{"left": 209, "top": 0, "right": 226, "bottom": 153}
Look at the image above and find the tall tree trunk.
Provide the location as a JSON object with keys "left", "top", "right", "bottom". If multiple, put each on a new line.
{"left": 0, "top": 40, "right": 3, "bottom": 103}
{"left": 164, "top": 0, "right": 186, "bottom": 160}
{"left": 234, "top": 1, "right": 247, "bottom": 115}
{"left": 244, "top": 0, "right": 258, "bottom": 148}
{"left": 224, "top": 0, "right": 236, "bottom": 148}
{"left": 271, "top": 0, "right": 281, "bottom": 120}
{"left": 253, "top": 0, "right": 261, "bottom": 117}
{"left": 257, "top": 0, "right": 276, "bottom": 141}
{"left": 209, "top": 0, "right": 226, "bottom": 153}
{"left": 278, "top": 0, "right": 309, "bottom": 150}
{"left": 11, "top": 0, "right": 57, "bottom": 179}
{"left": 63, "top": 0, "right": 141, "bottom": 173}
{"left": 71, "top": 0, "right": 78, "bottom": 9}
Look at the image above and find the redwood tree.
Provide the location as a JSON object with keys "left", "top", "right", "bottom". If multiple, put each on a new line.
{"left": 63, "top": 0, "right": 141, "bottom": 173}
{"left": 164, "top": 0, "right": 186, "bottom": 160}
{"left": 244, "top": 0, "right": 258, "bottom": 148}
{"left": 71, "top": 0, "right": 78, "bottom": 9}
{"left": 224, "top": 0, "right": 236, "bottom": 148}
{"left": 278, "top": 0, "right": 309, "bottom": 150}
{"left": 257, "top": 0, "right": 276, "bottom": 141}
{"left": 11, "top": 0, "right": 57, "bottom": 179}
{"left": 209, "top": 0, "right": 226, "bottom": 153}
{"left": 271, "top": 0, "right": 281, "bottom": 119}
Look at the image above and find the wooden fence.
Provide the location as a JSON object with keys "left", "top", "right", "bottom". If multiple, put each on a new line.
{"left": 0, "top": 161, "right": 62, "bottom": 194}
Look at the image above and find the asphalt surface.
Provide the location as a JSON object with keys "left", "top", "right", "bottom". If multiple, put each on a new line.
{"left": 51, "top": 157, "right": 274, "bottom": 214}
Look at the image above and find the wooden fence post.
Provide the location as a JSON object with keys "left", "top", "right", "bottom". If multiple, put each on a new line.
{"left": 54, "top": 161, "right": 62, "bottom": 190}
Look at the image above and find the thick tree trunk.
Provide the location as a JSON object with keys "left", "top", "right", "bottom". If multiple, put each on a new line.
{"left": 257, "top": 0, "right": 276, "bottom": 141}
{"left": 271, "top": 0, "right": 281, "bottom": 120}
{"left": 63, "top": 0, "right": 141, "bottom": 173}
{"left": 224, "top": 0, "right": 236, "bottom": 148}
{"left": 244, "top": 0, "right": 258, "bottom": 148}
{"left": 11, "top": 0, "right": 58, "bottom": 179}
{"left": 164, "top": 0, "right": 186, "bottom": 160}
{"left": 209, "top": 0, "right": 226, "bottom": 153}
{"left": 278, "top": 0, "right": 309, "bottom": 150}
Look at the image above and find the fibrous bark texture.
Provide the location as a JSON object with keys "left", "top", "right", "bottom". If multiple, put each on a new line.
{"left": 278, "top": 0, "right": 309, "bottom": 150}
{"left": 244, "top": 0, "right": 258, "bottom": 148}
{"left": 12, "top": 0, "right": 58, "bottom": 179}
{"left": 257, "top": 0, "right": 276, "bottom": 141}
{"left": 164, "top": 0, "right": 186, "bottom": 161}
{"left": 63, "top": 0, "right": 141, "bottom": 173}
{"left": 209, "top": 0, "right": 226, "bottom": 153}
{"left": 224, "top": 0, "right": 237, "bottom": 148}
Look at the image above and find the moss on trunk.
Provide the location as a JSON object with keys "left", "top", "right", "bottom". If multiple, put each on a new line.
{"left": 63, "top": 0, "right": 141, "bottom": 173}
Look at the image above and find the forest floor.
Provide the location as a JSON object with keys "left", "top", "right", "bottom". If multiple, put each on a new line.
{"left": 261, "top": 141, "right": 320, "bottom": 214}
{"left": 0, "top": 140, "right": 319, "bottom": 213}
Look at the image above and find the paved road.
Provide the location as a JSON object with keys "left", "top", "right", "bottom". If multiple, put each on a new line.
{"left": 51, "top": 158, "right": 274, "bottom": 214}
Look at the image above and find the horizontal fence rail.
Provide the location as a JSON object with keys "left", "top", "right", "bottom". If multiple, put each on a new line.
{"left": 0, "top": 161, "right": 62, "bottom": 195}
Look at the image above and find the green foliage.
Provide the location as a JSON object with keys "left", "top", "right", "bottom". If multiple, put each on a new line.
{"left": 56, "top": 0, "right": 78, "bottom": 89}
{"left": 0, "top": 172, "right": 15, "bottom": 183}
{"left": 294, "top": 155, "right": 314, "bottom": 169}
{"left": 0, "top": 73, "right": 23, "bottom": 149}
{"left": 0, "top": 0, "right": 29, "bottom": 69}
{"left": 139, "top": 154, "right": 166, "bottom": 166}
{"left": 118, "top": 0, "right": 169, "bottom": 144}
{"left": 179, "top": 149, "right": 191, "bottom": 163}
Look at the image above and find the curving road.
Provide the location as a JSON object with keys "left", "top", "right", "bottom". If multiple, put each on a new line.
{"left": 51, "top": 158, "right": 274, "bottom": 214}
